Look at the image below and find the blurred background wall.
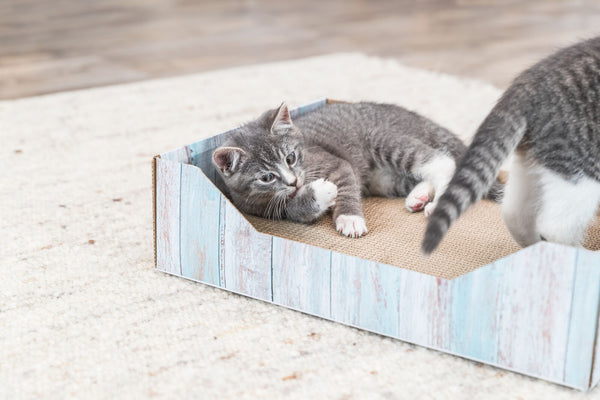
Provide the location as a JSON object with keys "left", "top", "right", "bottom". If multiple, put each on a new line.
{"left": 1, "top": 0, "right": 599, "bottom": 99}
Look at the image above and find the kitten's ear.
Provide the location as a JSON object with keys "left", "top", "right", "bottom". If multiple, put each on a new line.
{"left": 270, "top": 102, "right": 294, "bottom": 135}
{"left": 212, "top": 146, "right": 246, "bottom": 176}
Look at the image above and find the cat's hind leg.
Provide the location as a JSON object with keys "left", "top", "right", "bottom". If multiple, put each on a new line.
{"left": 415, "top": 154, "right": 456, "bottom": 217}
{"left": 502, "top": 153, "right": 541, "bottom": 247}
{"left": 405, "top": 181, "right": 435, "bottom": 212}
{"left": 375, "top": 136, "right": 456, "bottom": 216}
{"left": 535, "top": 169, "right": 600, "bottom": 247}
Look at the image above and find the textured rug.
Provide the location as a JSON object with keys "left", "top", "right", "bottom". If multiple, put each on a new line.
{"left": 1, "top": 54, "right": 595, "bottom": 399}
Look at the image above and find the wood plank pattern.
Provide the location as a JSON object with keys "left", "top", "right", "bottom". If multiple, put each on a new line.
{"left": 290, "top": 98, "right": 327, "bottom": 119}
{"left": 179, "top": 164, "right": 221, "bottom": 285}
{"left": 496, "top": 244, "right": 575, "bottom": 383}
{"left": 155, "top": 158, "right": 181, "bottom": 274}
{"left": 160, "top": 146, "right": 189, "bottom": 164}
{"left": 331, "top": 254, "right": 400, "bottom": 337}
{"left": 3, "top": 0, "right": 600, "bottom": 99}
{"left": 396, "top": 270, "right": 451, "bottom": 349}
{"left": 185, "top": 139, "right": 218, "bottom": 183}
{"left": 391, "top": 245, "right": 597, "bottom": 389}
{"left": 592, "top": 309, "right": 600, "bottom": 388}
{"left": 221, "top": 201, "right": 273, "bottom": 301}
{"left": 185, "top": 134, "right": 228, "bottom": 181}
{"left": 272, "top": 238, "right": 331, "bottom": 318}
{"left": 564, "top": 248, "right": 600, "bottom": 389}
{"left": 218, "top": 195, "right": 227, "bottom": 288}
{"left": 448, "top": 260, "right": 505, "bottom": 364}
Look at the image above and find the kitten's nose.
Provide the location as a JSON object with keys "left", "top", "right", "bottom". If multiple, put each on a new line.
{"left": 289, "top": 178, "right": 298, "bottom": 187}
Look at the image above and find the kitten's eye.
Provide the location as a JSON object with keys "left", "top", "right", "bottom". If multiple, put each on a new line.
{"left": 286, "top": 152, "right": 296, "bottom": 166}
{"left": 260, "top": 173, "right": 275, "bottom": 183}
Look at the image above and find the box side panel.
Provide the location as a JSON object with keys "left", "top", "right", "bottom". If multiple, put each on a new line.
{"left": 153, "top": 156, "right": 158, "bottom": 267}
{"left": 391, "top": 243, "right": 596, "bottom": 389}
{"left": 186, "top": 135, "right": 229, "bottom": 180}
{"left": 591, "top": 309, "right": 600, "bottom": 389}
{"left": 179, "top": 164, "right": 221, "bottom": 286}
{"left": 219, "top": 197, "right": 227, "bottom": 287}
{"left": 565, "top": 249, "right": 600, "bottom": 390}
{"left": 448, "top": 260, "right": 505, "bottom": 363}
{"left": 272, "top": 238, "right": 331, "bottom": 318}
{"left": 397, "top": 268, "right": 452, "bottom": 350}
{"left": 495, "top": 244, "right": 576, "bottom": 384}
{"left": 221, "top": 201, "right": 272, "bottom": 301}
{"left": 161, "top": 146, "right": 190, "bottom": 163}
{"left": 331, "top": 254, "right": 400, "bottom": 337}
{"left": 290, "top": 98, "right": 327, "bottom": 118}
{"left": 186, "top": 137, "right": 215, "bottom": 179}
{"left": 155, "top": 158, "right": 182, "bottom": 274}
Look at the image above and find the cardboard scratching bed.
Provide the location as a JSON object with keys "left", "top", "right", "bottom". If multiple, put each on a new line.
{"left": 153, "top": 99, "right": 600, "bottom": 391}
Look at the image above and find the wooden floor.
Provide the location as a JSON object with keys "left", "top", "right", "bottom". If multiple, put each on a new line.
{"left": 1, "top": 0, "right": 599, "bottom": 99}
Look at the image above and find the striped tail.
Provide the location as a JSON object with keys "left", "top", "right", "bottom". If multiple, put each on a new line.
{"left": 422, "top": 104, "right": 527, "bottom": 254}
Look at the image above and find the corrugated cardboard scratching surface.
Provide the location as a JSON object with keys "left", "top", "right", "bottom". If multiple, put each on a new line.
{"left": 247, "top": 198, "right": 600, "bottom": 280}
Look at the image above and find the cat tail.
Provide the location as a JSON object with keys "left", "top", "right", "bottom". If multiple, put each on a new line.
{"left": 422, "top": 102, "right": 527, "bottom": 254}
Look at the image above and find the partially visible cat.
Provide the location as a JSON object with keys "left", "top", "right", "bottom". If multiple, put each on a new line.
{"left": 423, "top": 37, "right": 600, "bottom": 253}
{"left": 213, "top": 101, "right": 503, "bottom": 237}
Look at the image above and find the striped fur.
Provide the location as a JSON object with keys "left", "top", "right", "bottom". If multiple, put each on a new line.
{"left": 213, "top": 102, "right": 495, "bottom": 237}
{"left": 423, "top": 36, "right": 600, "bottom": 254}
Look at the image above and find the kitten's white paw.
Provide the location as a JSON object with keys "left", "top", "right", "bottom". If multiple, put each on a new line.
{"left": 310, "top": 178, "right": 337, "bottom": 211}
{"left": 424, "top": 202, "right": 437, "bottom": 218}
{"left": 406, "top": 182, "right": 434, "bottom": 213}
{"left": 335, "top": 215, "right": 368, "bottom": 238}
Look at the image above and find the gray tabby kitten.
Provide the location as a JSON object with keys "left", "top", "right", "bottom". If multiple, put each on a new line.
{"left": 423, "top": 37, "right": 600, "bottom": 253}
{"left": 213, "top": 101, "right": 502, "bottom": 237}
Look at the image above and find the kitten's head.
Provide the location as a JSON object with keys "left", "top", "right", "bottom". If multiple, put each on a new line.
{"left": 212, "top": 103, "right": 307, "bottom": 217}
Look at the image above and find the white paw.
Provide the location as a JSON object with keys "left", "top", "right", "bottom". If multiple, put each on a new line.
{"left": 310, "top": 178, "right": 337, "bottom": 211}
{"left": 335, "top": 215, "right": 368, "bottom": 238}
{"left": 424, "top": 202, "right": 437, "bottom": 218}
{"left": 405, "top": 182, "right": 434, "bottom": 213}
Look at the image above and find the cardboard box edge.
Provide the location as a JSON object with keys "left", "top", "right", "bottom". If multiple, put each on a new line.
{"left": 152, "top": 154, "right": 159, "bottom": 269}
{"left": 587, "top": 291, "right": 600, "bottom": 390}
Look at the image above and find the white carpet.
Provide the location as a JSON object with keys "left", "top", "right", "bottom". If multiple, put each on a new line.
{"left": 1, "top": 53, "right": 594, "bottom": 399}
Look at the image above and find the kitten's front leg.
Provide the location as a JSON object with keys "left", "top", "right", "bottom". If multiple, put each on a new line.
{"left": 330, "top": 165, "right": 368, "bottom": 238}
{"left": 285, "top": 178, "right": 338, "bottom": 223}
